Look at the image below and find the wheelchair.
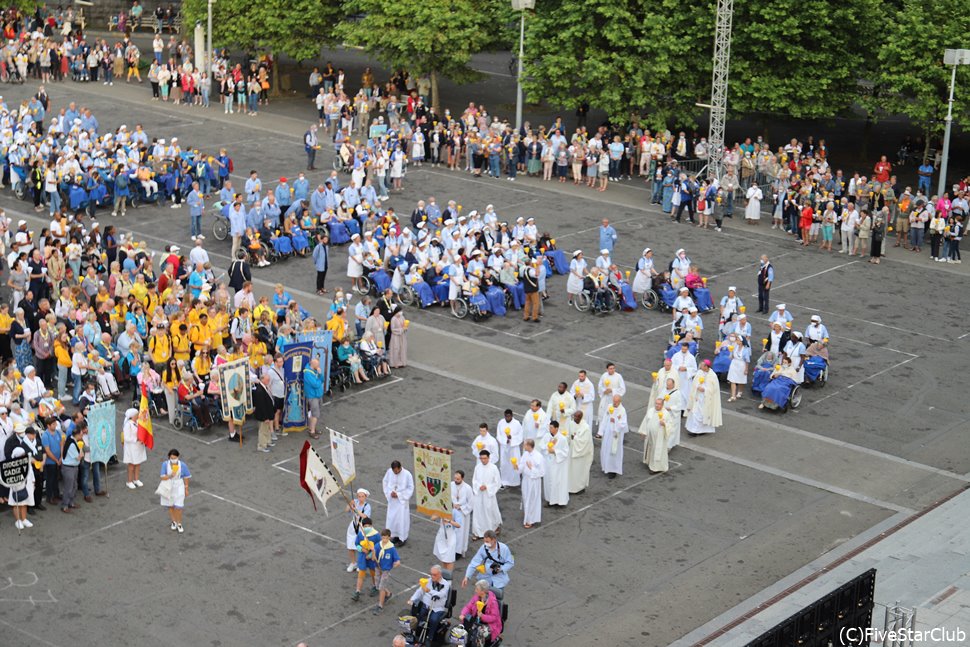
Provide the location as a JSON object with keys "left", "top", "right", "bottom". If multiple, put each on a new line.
{"left": 639, "top": 287, "right": 661, "bottom": 311}
{"left": 211, "top": 206, "right": 229, "bottom": 240}
{"left": 352, "top": 265, "right": 379, "bottom": 297}
{"left": 760, "top": 379, "right": 802, "bottom": 412}
{"left": 399, "top": 283, "right": 417, "bottom": 307}
{"left": 172, "top": 401, "right": 201, "bottom": 432}
{"left": 575, "top": 281, "right": 619, "bottom": 315}
{"left": 451, "top": 284, "right": 489, "bottom": 320}
{"left": 802, "top": 356, "right": 828, "bottom": 388}
{"left": 329, "top": 357, "right": 353, "bottom": 393}
{"left": 244, "top": 240, "right": 276, "bottom": 267}
{"left": 130, "top": 182, "right": 163, "bottom": 208}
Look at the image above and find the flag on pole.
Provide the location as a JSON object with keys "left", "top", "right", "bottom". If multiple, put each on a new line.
{"left": 328, "top": 428, "right": 356, "bottom": 485}
{"left": 136, "top": 384, "right": 154, "bottom": 450}
{"left": 409, "top": 441, "right": 453, "bottom": 521}
{"left": 298, "top": 440, "right": 341, "bottom": 514}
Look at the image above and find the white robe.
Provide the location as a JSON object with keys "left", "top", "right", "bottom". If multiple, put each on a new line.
{"left": 538, "top": 431, "right": 570, "bottom": 506}
{"left": 471, "top": 461, "right": 503, "bottom": 537}
{"left": 599, "top": 404, "right": 628, "bottom": 475}
{"left": 640, "top": 408, "right": 671, "bottom": 472}
{"left": 382, "top": 468, "right": 414, "bottom": 541}
{"left": 471, "top": 432, "right": 499, "bottom": 461}
{"left": 660, "top": 388, "right": 682, "bottom": 449}
{"left": 522, "top": 408, "right": 549, "bottom": 442}
{"left": 571, "top": 378, "right": 595, "bottom": 424}
{"left": 648, "top": 366, "right": 678, "bottom": 403}
{"left": 670, "top": 351, "right": 697, "bottom": 411}
{"left": 745, "top": 186, "right": 763, "bottom": 220}
{"left": 517, "top": 449, "right": 545, "bottom": 525}
{"left": 433, "top": 516, "right": 459, "bottom": 564}
{"left": 547, "top": 391, "right": 576, "bottom": 427}
{"left": 566, "top": 418, "right": 593, "bottom": 493}
{"left": 596, "top": 372, "right": 626, "bottom": 435}
{"left": 686, "top": 370, "right": 723, "bottom": 435}
{"left": 452, "top": 481, "right": 474, "bottom": 556}
{"left": 495, "top": 418, "right": 523, "bottom": 487}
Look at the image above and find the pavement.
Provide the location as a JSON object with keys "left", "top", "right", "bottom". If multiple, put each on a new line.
{"left": 0, "top": 75, "right": 967, "bottom": 647}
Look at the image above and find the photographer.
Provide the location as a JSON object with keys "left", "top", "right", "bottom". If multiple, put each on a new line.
{"left": 461, "top": 530, "right": 514, "bottom": 596}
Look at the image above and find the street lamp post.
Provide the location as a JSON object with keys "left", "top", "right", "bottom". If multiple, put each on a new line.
{"left": 207, "top": 0, "right": 215, "bottom": 77}
{"left": 939, "top": 48, "right": 970, "bottom": 196}
{"left": 511, "top": 0, "right": 535, "bottom": 133}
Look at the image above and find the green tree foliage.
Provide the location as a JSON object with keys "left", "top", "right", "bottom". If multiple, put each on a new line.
{"left": 863, "top": 0, "right": 970, "bottom": 153}
{"left": 336, "top": 0, "right": 500, "bottom": 114}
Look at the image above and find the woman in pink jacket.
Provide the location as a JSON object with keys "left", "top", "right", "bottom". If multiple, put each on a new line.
{"left": 459, "top": 580, "right": 503, "bottom": 644}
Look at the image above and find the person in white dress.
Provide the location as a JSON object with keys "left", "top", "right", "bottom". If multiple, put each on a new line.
{"left": 596, "top": 363, "right": 626, "bottom": 438}
{"left": 547, "top": 382, "right": 576, "bottom": 427}
{"left": 522, "top": 400, "right": 548, "bottom": 442}
{"left": 122, "top": 408, "right": 147, "bottom": 489}
{"left": 567, "top": 410, "right": 593, "bottom": 494}
{"left": 495, "top": 411, "right": 522, "bottom": 488}
{"left": 726, "top": 333, "right": 751, "bottom": 401}
{"left": 745, "top": 184, "right": 763, "bottom": 222}
{"left": 686, "top": 361, "right": 723, "bottom": 435}
{"left": 632, "top": 247, "right": 657, "bottom": 297}
{"left": 566, "top": 250, "right": 587, "bottom": 305}
{"left": 452, "top": 471, "right": 474, "bottom": 557}
{"left": 570, "top": 370, "right": 596, "bottom": 424}
{"left": 537, "top": 421, "right": 569, "bottom": 506}
{"left": 515, "top": 439, "right": 545, "bottom": 528}
{"left": 470, "top": 423, "right": 499, "bottom": 460}
{"left": 598, "top": 395, "right": 628, "bottom": 478}
{"left": 346, "top": 233, "right": 365, "bottom": 291}
{"left": 432, "top": 513, "right": 460, "bottom": 570}
{"left": 640, "top": 398, "right": 672, "bottom": 473}
{"left": 158, "top": 449, "right": 191, "bottom": 533}
{"left": 345, "top": 488, "right": 372, "bottom": 572}
{"left": 670, "top": 345, "right": 697, "bottom": 411}
{"left": 382, "top": 461, "right": 414, "bottom": 545}
{"left": 471, "top": 450, "right": 502, "bottom": 538}
{"left": 659, "top": 377, "right": 683, "bottom": 449}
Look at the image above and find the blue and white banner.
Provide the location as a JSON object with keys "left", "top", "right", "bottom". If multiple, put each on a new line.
{"left": 282, "top": 342, "right": 314, "bottom": 433}
{"left": 295, "top": 330, "right": 333, "bottom": 393}
{"left": 87, "top": 401, "right": 117, "bottom": 465}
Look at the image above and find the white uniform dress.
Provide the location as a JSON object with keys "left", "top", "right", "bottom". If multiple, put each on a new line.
{"left": 471, "top": 461, "right": 503, "bottom": 537}
{"left": 596, "top": 372, "right": 626, "bottom": 435}
{"left": 345, "top": 500, "right": 372, "bottom": 549}
{"left": 632, "top": 256, "right": 654, "bottom": 293}
{"left": 727, "top": 345, "right": 749, "bottom": 384}
{"left": 433, "top": 513, "right": 460, "bottom": 564}
{"left": 566, "top": 258, "right": 587, "bottom": 295}
{"left": 452, "top": 480, "right": 473, "bottom": 556}
{"left": 517, "top": 449, "right": 545, "bottom": 525}
{"left": 495, "top": 418, "right": 523, "bottom": 487}
{"left": 537, "top": 431, "right": 569, "bottom": 506}
{"left": 122, "top": 418, "right": 147, "bottom": 465}
{"left": 159, "top": 459, "right": 191, "bottom": 508}
{"left": 745, "top": 186, "right": 763, "bottom": 221}
{"left": 347, "top": 242, "right": 364, "bottom": 278}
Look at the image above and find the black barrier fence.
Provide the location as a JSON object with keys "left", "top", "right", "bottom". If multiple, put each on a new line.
{"left": 745, "top": 569, "right": 877, "bottom": 647}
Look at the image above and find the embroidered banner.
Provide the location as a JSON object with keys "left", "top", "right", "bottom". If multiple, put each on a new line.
{"left": 295, "top": 330, "right": 333, "bottom": 392}
{"left": 217, "top": 357, "right": 253, "bottom": 424}
{"left": 87, "top": 401, "right": 117, "bottom": 465}
{"left": 409, "top": 441, "right": 453, "bottom": 521}
{"left": 282, "top": 342, "right": 313, "bottom": 433}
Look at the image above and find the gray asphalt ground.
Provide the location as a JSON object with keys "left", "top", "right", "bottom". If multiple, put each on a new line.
{"left": 0, "top": 69, "right": 968, "bottom": 647}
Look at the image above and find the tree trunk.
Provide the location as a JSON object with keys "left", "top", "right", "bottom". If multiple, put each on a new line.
{"left": 922, "top": 127, "right": 931, "bottom": 165}
{"left": 430, "top": 69, "right": 440, "bottom": 118}
{"left": 271, "top": 52, "right": 281, "bottom": 98}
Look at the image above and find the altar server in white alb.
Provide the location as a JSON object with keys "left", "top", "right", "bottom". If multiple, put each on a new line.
{"left": 382, "top": 460, "right": 414, "bottom": 546}
{"left": 470, "top": 423, "right": 499, "bottom": 460}
{"left": 538, "top": 421, "right": 570, "bottom": 506}
{"left": 599, "top": 394, "right": 628, "bottom": 478}
{"left": 521, "top": 399, "right": 548, "bottom": 442}
{"left": 452, "top": 470, "right": 474, "bottom": 557}
{"left": 686, "top": 360, "right": 723, "bottom": 436}
{"left": 596, "top": 363, "right": 626, "bottom": 438}
{"left": 515, "top": 439, "right": 545, "bottom": 528}
{"left": 495, "top": 410, "right": 523, "bottom": 488}
{"left": 547, "top": 382, "right": 576, "bottom": 427}
{"left": 570, "top": 370, "right": 596, "bottom": 424}
{"left": 567, "top": 410, "right": 593, "bottom": 494}
{"left": 471, "top": 450, "right": 503, "bottom": 539}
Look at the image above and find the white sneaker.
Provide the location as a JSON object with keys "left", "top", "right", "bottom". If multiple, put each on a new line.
{"left": 171, "top": 203, "right": 180, "bottom": 209}
{"left": 171, "top": 521, "right": 178, "bottom": 531}
{"left": 21, "top": 519, "right": 32, "bottom": 528}
{"left": 134, "top": 480, "right": 144, "bottom": 487}
{"left": 126, "top": 482, "right": 136, "bottom": 489}
{"left": 176, "top": 524, "right": 184, "bottom": 533}
{"left": 111, "top": 211, "right": 117, "bottom": 217}
{"left": 346, "top": 563, "right": 357, "bottom": 572}
{"left": 15, "top": 520, "right": 22, "bottom": 530}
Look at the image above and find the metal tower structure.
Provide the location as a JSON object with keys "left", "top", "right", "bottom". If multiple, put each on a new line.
{"left": 707, "top": 0, "right": 734, "bottom": 181}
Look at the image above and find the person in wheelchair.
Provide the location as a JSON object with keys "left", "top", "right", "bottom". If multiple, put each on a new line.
{"left": 406, "top": 565, "right": 451, "bottom": 647}
{"left": 177, "top": 371, "right": 213, "bottom": 429}
{"left": 458, "top": 580, "right": 503, "bottom": 647}
{"left": 359, "top": 332, "right": 391, "bottom": 377}
{"left": 285, "top": 215, "right": 311, "bottom": 256}
{"left": 93, "top": 359, "right": 121, "bottom": 400}
{"left": 758, "top": 356, "right": 799, "bottom": 410}
{"left": 336, "top": 337, "right": 369, "bottom": 383}
{"left": 498, "top": 261, "right": 524, "bottom": 310}
{"left": 671, "top": 287, "right": 695, "bottom": 319}
{"left": 136, "top": 358, "right": 167, "bottom": 416}
{"left": 679, "top": 306, "right": 704, "bottom": 340}
{"left": 587, "top": 267, "right": 611, "bottom": 311}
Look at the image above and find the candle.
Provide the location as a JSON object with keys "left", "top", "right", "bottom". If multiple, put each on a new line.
{"left": 651, "top": 371, "right": 658, "bottom": 380}
{"left": 604, "top": 379, "right": 610, "bottom": 386}
{"left": 664, "top": 394, "right": 670, "bottom": 401}
{"left": 728, "top": 345, "right": 734, "bottom": 351}
{"left": 698, "top": 377, "right": 705, "bottom": 384}
{"left": 547, "top": 441, "right": 555, "bottom": 452}
{"left": 505, "top": 429, "right": 511, "bottom": 437}
{"left": 476, "top": 564, "right": 486, "bottom": 574}
{"left": 625, "top": 270, "right": 630, "bottom": 279}
{"left": 761, "top": 338, "right": 768, "bottom": 345}
{"left": 419, "top": 578, "right": 429, "bottom": 590}
{"left": 740, "top": 306, "right": 746, "bottom": 313}
{"left": 404, "top": 320, "right": 410, "bottom": 327}
{"left": 532, "top": 412, "right": 539, "bottom": 421}
{"left": 673, "top": 335, "right": 680, "bottom": 342}
{"left": 575, "top": 386, "right": 580, "bottom": 394}
{"left": 559, "top": 401, "right": 564, "bottom": 410}
{"left": 476, "top": 441, "right": 484, "bottom": 450}
{"left": 774, "top": 364, "right": 781, "bottom": 371}
{"left": 476, "top": 600, "right": 486, "bottom": 613}
{"left": 510, "top": 456, "right": 517, "bottom": 465}
{"left": 823, "top": 337, "right": 829, "bottom": 343}
{"left": 658, "top": 411, "right": 663, "bottom": 419}
{"left": 608, "top": 406, "right": 614, "bottom": 414}
{"left": 785, "top": 322, "right": 792, "bottom": 328}
{"left": 702, "top": 277, "right": 708, "bottom": 285}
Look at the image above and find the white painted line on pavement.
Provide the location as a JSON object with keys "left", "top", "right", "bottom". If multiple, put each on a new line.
{"left": 708, "top": 251, "right": 796, "bottom": 280}
{"left": 749, "top": 261, "right": 858, "bottom": 296}
{"left": 807, "top": 356, "right": 919, "bottom": 407}
{"left": 0, "top": 618, "right": 63, "bottom": 647}
{"left": 322, "top": 375, "right": 405, "bottom": 407}
{"left": 782, "top": 301, "right": 953, "bottom": 343}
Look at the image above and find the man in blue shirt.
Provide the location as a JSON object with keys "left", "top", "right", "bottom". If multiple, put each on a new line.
{"left": 60, "top": 425, "right": 84, "bottom": 512}
{"left": 303, "top": 358, "right": 324, "bottom": 439}
{"left": 312, "top": 232, "right": 330, "bottom": 295}
{"left": 41, "top": 417, "right": 63, "bottom": 505}
{"left": 608, "top": 135, "right": 625, "bottom": 181}
{"left": 917, "top": 162, "right": 934, "bottom": 195}
{"left": 228, "top": 200, "right": 248, "bottom": 260}
{"left": 461, "top": 530, "right": 514, "bottom": 594}
{"left": 598, "top": 218, "right": 617, "bottom": 254}
{"left": 186, "top": 181, "right": 204, "bottom": 237}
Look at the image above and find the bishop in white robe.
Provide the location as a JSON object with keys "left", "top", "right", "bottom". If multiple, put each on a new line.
{"left": 670, "top": 346, "right": 697, "bottom": 412}
{"left": 516, "top": 440, "right": 545, "bottom": 527}
{"left": 547, "top": 382, "right": 577, "bottom": 427}
{"left": 596, "top": 366, "right": 626, "bottom": 438}
{"left": 599, "top": 395, "right": 628, "bottom": 477}
{"left": 495, "top": 411, "right": 523, "bottom": 487}
{"left": 640, "top": 398, "right": 672, "bottom": 472}
{"left": 571, "top": 371, "right": 596, "bottom": 424}
{"left": 538, "top": 421, "right": 570, "bottom": 506}
{"left": 452, "top": 471, "right": 474, "bottom": 556}
{"left": 649, "top": 358, "right": 679, "bottom": 403}
{"left": 566, "top": 410, "right": 593, "bottom": 494}
{"left": 471, "top": 450, "right": 503, "bottom": 538}
{"left": 686, "top": 362, "right": 723, "bottom": 436}
{"left": 382, "top": 462, "right": 414, "bottom": 544}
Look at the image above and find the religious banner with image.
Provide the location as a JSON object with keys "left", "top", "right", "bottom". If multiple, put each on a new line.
{"left": 328, "top": 428, "right": 356, "bottom": 485}
{"left": 409, "top": 441, "right": 453, "bottom": 521}
{"left": 295, "top": 330, "right": 333, "bottom": 392}
{"left": 87, "top": 401, "right": 117, "bottom": 465}
{"left": 282, "top": 342, "right": 313, "bottom": 433}
{"left": 217, "top": 357, "right": 254, "bottom": 424}
{"left": 298, "top": 440, "right": 341, "bottom": 514}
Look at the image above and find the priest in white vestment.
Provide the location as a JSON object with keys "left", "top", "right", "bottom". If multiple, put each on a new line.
{"left": 547, "top": 382, "right": 576, "bottom": 427}
{"left": 571, "top": 370, "right": 596, "bottom": 424}
{"left": 382, "top": 461, "right": 414, "bottom": 545}
{"left": 538, "top": 421, "right": 570, "bottom": 506}
{"left": 470, "top": 423, "right": 499, "bottom": 460}
{"left": 649, "top": 358, "right": 679, "bottom": 403}
{"left": 495, "top": 410, "right": 523, "bottom": 487}
{"left": 659, "top": 378, "right": 683, "bottom": 449}
{"left": 640, "top": 398, "right": 672, "bottom": 472}
{"left": 516, "top": 439, "right": 545, "bottom": 528}
{"left": 452, "top": 471, "right": 474, "bottom": 557}
{"left": 471, "top": 450, "right": 503, "bottom": 538}
{"left": 522, "top": 400, "right": 549, "bottom": 442}
{"left": 670, "top": 344, "right": 697, "bottom": 411}
{"left": 599, "top": 395, "right": 628, "bottom": 478}
{"left": 686, "top": 360, "right": 723, "bottom": 435}
{"left": 596, "top": 364, "right": 626, "bottom": 438}
{"left": 567, "top": 410, "right": 593, "bottom": 494}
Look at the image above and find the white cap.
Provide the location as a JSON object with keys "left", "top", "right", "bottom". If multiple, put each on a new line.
{"left": 600, "top": 249, "right": 609, "bottom": 255}
{"left": 777, "top": 304, "right": 786, "bottom": 310}
{"left": 572, "top": 250, "right": 582, "bottom": 257}
{"left": 728, "top": 286, "right": 736, "bottom": 292}
{"left": 810, "top": 314, "right": 821, "bottom": 322}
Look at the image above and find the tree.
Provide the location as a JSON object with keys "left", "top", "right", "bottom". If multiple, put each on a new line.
{"left": 182, "top": 0, "right": 342, "bottom": 91}
{"left": 863, "top": 0, "right": 970, "bottom": 162}
{"left": 336, "top": 0, "right": 500, "bottom": 115}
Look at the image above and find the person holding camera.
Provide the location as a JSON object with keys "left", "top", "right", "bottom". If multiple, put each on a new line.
{"left": 461, "top": 530, "right": 514, "bottom": 596}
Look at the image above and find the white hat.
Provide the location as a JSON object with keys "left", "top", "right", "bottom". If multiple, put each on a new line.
{"left": 363, "top": 230, "right": 373, "bottom": 236}
{"left": 600, "top": 249, "right": 609, "bottom": 255}
{"left": 17, "top": 219, "right": 25, "bottom": 226}
{"left": 689, "top": 306, "right": 698, "bottom": 312}
{"left": 676, "top": 248, "right": 685, "bottom": 255}
{"left": 416, "top": 222, "right": 426, "bottom": 230}
{"left": 777, "top": 304, "right": 786, "bottom": 310}
{"left": 810, "top": 314, "right": 821, "bottom": 322}
{"left": 572, "top": 250, "right": 582, "bottom": 257}
{"left": 738, "top": 313, "right": 747, "bottom": 319}
{"left": 679, "top": 287, "right": 689, "bottom": 293}
{"left": 356, "top": 488, "right": 370, "bottom": 496}
{"left": 170, "top": 246, "right": 180, "bottom": 253}
{"left": 526, "top": 217, "right": 535, "bottom": 223}
{"left": 125, "top": 408, "right": 138, "bottom": 419}
{"left": 643, "top": 248, "right": 652, "bottom": 255}
{"left": 444, "top": 219, "right": 455, "bottom": 226}
{"left": 728, "top": 286, "right": 736, "bottom": 292}
{"left": 350, "top": 233, "right": 360, "bottom": 240}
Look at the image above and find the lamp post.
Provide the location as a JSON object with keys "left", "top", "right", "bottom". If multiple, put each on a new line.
{"left": 939, "top": 49, "right": 970, "bottom": 196}
{"left": 511, "top": 0, "right": 535, "bottom": 132}
{"left": 207, "top": 0, "right": 215, "bottom": 77}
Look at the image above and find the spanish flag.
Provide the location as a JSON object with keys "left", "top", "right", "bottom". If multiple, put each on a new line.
{"left": 137, "top": 384, "right": 154, "bottom": 450}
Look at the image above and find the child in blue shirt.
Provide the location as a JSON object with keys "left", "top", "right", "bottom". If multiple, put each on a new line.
{"left": 352, "top": 517, "right": 380, "bottom": 602}
{"left": 374, "top": 528, "right": 401, "bottom": 614}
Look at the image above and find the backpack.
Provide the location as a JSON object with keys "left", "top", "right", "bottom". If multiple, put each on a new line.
{"left": 116, "top": 173, "right": 129, "bottom": 189}
{"left": 227, "top": 157, "right": 234, "bottom": 173}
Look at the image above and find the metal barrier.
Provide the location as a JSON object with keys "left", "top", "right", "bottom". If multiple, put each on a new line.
{"left": 881, "top": 602, "right": 917, "bottom": 647}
